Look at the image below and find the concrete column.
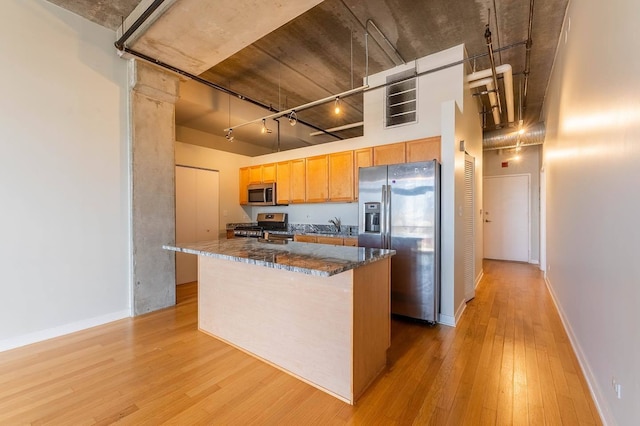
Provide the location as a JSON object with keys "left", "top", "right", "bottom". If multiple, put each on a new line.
{"left": 129, "top": 60, "right": 179, "bottom": 315}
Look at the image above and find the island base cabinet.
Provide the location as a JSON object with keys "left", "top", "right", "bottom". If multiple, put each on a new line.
{"left": 197, "top": 255, "right": 390, "bottom": 404}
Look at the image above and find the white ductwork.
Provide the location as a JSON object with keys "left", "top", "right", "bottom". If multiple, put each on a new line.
{"left": 467, "top": 64, "right": 515, "bottom": 127}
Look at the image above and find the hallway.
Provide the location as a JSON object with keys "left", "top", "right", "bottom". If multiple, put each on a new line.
{"left": 0, "top": 261, "right": 601, "bottom": 424}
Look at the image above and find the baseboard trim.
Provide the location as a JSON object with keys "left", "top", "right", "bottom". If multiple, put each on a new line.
{"left": 475, "top": 269, "right": 484, "bottom": 289}
{"left": 0, "top": 310, "right": 130, "bottom": 353}
{"left": 544, "top": 276, "right": 610, "bottom": 425}
{"left": 439, "top": 298, "right": 466, "bottom": 327}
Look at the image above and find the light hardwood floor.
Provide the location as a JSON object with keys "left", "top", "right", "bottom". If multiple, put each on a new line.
{"left": 0, "top": 260, "right": 601, "bottom": 424}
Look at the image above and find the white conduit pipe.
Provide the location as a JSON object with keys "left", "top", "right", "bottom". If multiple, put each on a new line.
{"left": 467, "top": 64, "right": 515, "bottom": 125}
{"left": 469, "top": 77, "right": 501, "bottom": 126}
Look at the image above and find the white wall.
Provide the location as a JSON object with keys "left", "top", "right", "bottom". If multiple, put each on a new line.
{"left": 484, "top": 145, "right": 541, "bottom": 263}
{"left": 0, "top": 0, "right": 130, "bottom": 350}
{"left": 542, "top": 0, "right": 640, "bottom": 424}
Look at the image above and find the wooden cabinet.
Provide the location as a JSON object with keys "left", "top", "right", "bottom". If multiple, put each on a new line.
{"left": 373, "top": 142, "right": 405, "bottom": 166}
{"left": 343, "top": 237, "right": 358, "bottom": 247}
{"left": 354, "top": 148, "right": 372, "bottom": 199}
{"left": 248, "top": 163, "right": 276, "bottom": 184}
{"left": 328, "top": 151, "right": 354, "bottom": 202}
{"left": 276, "top": 161, "right": 291, "bottom": 204}
{"left": 248, "top": 165, "right": 263, "bottom": 184}
{"left": 290, "top": 159, "right": 306, "bottom": 203}
{"left": 316, "top": 235, "right": 344, "bottom": 245}
{"left": 406, "top": 136, "right": 441, "bottom": 162}
{"left": 239, "top": 167, "right": 250, "bottom": 205}
{"left": 294, "top": 234, "right": 358, "bottom": 247}
{"left": 238, "top": 137, "right": 441, "bottom": 206}
{"left": 294, "top": 234, "right": 317, "bottom": 243}
{"left": 262, "top": 163, "right": 277, "bottom": 183}
{"left": 305, "top": 155, "right": 328, "bottom": 203}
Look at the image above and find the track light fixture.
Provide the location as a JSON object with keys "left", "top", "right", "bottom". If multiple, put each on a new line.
{"left": 222, "top": 85, "right": 368, "bottom": 135}
{"left": 288, "top": 110, "right": 298, "bottom": 126}
{"left": 261, "top": 119, "right": 272, "bottom": 134}
{"left": 225, "top": 128, "right": 234, "bottom": 141}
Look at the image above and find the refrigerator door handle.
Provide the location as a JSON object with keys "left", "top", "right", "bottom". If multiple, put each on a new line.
{"left": 381, "top": 185, "right": 387, "bottom": 247}
{"left": 385, "top": 184, "right": 392, "bottom": 249}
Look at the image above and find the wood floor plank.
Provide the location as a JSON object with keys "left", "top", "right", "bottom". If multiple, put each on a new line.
{"left": 0, "top": 261, "right": 602, "bottom": 425}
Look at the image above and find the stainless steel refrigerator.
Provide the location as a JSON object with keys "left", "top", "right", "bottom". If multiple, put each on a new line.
{"left": 358, "top": 160, "right": 440, "bottom": 323}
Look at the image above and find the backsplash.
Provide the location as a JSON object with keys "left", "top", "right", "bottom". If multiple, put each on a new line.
{"left": 289, "top": 223, "right": 358, "bottom": 236}
{"left": 250, "top": 203, "right": 358, "bottom": 229}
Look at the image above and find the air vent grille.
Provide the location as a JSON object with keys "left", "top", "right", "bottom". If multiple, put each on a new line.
{"left": 386, "top": 70, "right": 417, "bottom": 127}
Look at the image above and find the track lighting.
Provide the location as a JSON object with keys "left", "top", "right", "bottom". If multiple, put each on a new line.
{"left": 222, "top": 85, "right": 368, "bottom": 135}
{"left": 261, "top": 119, "right": 272, "bottom": 134}
{"left": 225, "top": 128, "right": 234, "bottom": 141}
{"left": 288, "top": 110, "right": 297, "bottom": 126}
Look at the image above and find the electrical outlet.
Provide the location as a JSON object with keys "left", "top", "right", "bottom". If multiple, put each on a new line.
{"left": 612, "top": 377, "right": 623, "bottom": 399}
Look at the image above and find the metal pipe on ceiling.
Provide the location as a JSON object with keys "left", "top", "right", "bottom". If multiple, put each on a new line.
{"left": 114, "top": 0, "right": 167, "bottom": 51}
{"left": 522, "top": 0, "right": 536, "bottom": 114}
{"left": 365, "top": 19, "right": 406, "bottom": 66}
{"left": 483, "top": 121, "right": 545, "bottom": 150}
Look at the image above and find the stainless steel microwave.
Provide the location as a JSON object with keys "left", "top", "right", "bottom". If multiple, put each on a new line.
{"left": 247, "top": 183, "right": 277, "bottom": 206}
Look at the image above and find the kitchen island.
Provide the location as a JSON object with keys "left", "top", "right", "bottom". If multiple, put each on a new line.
{"left": 163, "top": 239, "right": 394, "bottom": 404}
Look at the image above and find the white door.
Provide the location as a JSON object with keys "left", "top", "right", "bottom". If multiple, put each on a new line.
{"left": 175, "top": 166, "right": 219, "bottom": 284}
{"left": 483, "top": 175, "right": 529, "bottom": 262}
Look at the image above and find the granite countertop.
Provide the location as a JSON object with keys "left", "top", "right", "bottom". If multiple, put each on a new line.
{"left": 163, "top": 239, "right": 395, "bottom": 277}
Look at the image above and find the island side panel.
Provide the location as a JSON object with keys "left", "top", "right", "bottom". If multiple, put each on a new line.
{"left": 352, "top": 257, "right": 391, "bottom": 400}
{"left": 198, "top": 256, "right": 354, "bottom": 403}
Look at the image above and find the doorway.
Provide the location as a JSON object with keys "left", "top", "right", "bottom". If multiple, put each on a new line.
{"left": 483, "top": 174, "right": 530, "bottom": 262}
{"left": 175, "top": 166, "right": 220, "bottom": 284}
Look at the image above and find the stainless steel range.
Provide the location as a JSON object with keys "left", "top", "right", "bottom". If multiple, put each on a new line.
{"left": 232, "top": 224, "right": 263, "bottom": 238}
{"left": 257, "top": 213, "right": 294, "bottom": 242}
{"left": 232, "top": 213, "right": 293, "bottom": 240}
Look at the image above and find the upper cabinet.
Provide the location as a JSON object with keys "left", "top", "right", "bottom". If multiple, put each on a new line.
{"left": 248, "top": 165, "right": 262, "bottom": 184}
{"left": 262, "top": 163, "right": 277, "bottom": 183}
{"left": 305, "top": 155, "right": 329, "bottom": 203}
{"left": 237, "top": 138, "right": 440, "bottom": 206}
{"left": 290, "top": 159, "right": 306, "bottom": 203}
{"left": 373, "top": 142, "right": 406, "bottom": 166}
{"left": 328, "top": 151, "right": 354, "bottom": 202}
{"left": 276, "top": 161, "right": 291, "bottom": 205}
{"left": 406, "top": 136, "right": 441, "bottom": 162}
{"left": 249, "top": 163, "right": 276, "bottom": 184}
{"left": 239, "top": 167, "right": 250, "bottom": 205}
{"left": 354, "top": 148, "right": 372, "bottom": 199}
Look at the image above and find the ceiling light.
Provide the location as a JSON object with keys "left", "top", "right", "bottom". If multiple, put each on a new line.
{"left": 261, "top": 119, "right": 272, "bottom": 134}
{"left": 288, "top": 110, "right": 297, "bottom": 126}
{"left": 334, "top": 97, "right": 341, "bottom": 115}
{"left": 225, "top": 128, "right": 234, "bottom": 142}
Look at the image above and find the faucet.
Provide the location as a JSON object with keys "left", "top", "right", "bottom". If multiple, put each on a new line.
{"left": 329, "top": 217, "right": 341, "bottom": 233}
